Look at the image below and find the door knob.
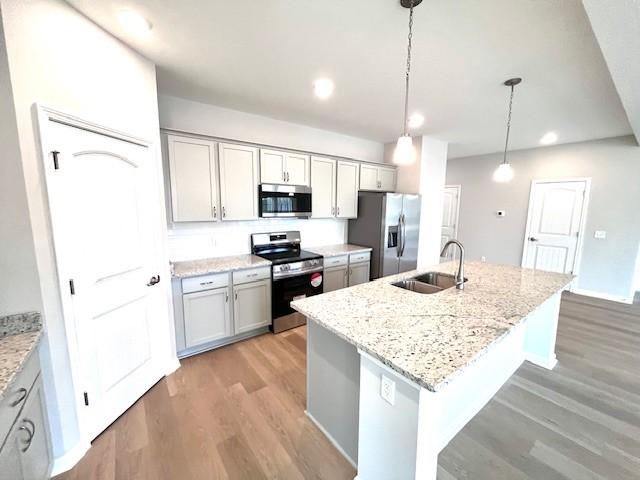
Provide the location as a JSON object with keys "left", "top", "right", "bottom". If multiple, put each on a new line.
{"left": 528, "top": 237, "right": 539, "bottom": 242}
{"left": 147, "top": 275, "right": 161, "bottom": 286}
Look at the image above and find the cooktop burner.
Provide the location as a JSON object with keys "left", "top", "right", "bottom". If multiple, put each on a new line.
{"left": 254, "top": 249, "right": 322, "bottom": 265}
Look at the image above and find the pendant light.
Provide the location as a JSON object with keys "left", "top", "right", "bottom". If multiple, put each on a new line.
{"left": 493, "top": 77, "right": 522, "bottom": 182}
{"left": 393, "top": 0, "right": 422, "bottom": 165}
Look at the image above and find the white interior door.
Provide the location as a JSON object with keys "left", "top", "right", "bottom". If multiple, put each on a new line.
{"left": 45, "top": 120, "right": 167, "bottom": 440}
{"left": 441, "top": 186, "right": 461, "bottom": 261}
{"left": 522, "top": 179, "right": 589, "bottom": 274}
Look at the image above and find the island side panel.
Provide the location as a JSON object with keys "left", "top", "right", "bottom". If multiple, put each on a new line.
{"left": 523, "top": 291, "right": 562, "bottom": 369}
{"left": 306, "top": 319, "right": 360, "bottom": 466}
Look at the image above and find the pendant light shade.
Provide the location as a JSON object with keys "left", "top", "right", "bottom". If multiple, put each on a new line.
{"left": 492, "top": 77, "right": 522, "bottom": 183}
{"left": 394, "top": 135, "right": 417, "bottom": 165}
{"left": 393, "top": 0, "right": 420, "bottom": 165}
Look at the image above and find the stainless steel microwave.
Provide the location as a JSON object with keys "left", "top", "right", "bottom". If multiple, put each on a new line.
{"left": 258, "top": 184, "right": 312, "bottom": 218}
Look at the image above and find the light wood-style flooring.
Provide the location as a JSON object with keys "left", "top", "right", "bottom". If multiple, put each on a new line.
{"left": 56, "top": 292, "right": 639, "bottom": 479}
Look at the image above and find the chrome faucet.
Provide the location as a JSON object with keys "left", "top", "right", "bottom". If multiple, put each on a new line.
{"left": 440, "top": 240, "right": 465, "bottom": 290}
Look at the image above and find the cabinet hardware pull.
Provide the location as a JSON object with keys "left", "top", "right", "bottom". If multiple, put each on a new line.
{"left": 337, "top": 206, "right": 340, "bottom": 216}
{"left": 19, "top": 419, "right": 35, "bottom": 452}
{"left": 200, "top": 281, "right": 214, "bottom": 286}
{"left": 222, "top": 206, "right": 226, "bottom": 218}
{"left": 235, "top": 291, "right": 238, "bottom": 300}
{"left": 282, "top": 171, "right": 285, "bottom": 182}
{"left": 147, "top": 275, "right": 161, "bottom": 287}
{"left": 331, "top": 206, "right": 335, "bottom": 216}
{"left": 213, "top": 205, "right": 217, "bottom": 219}
{"left": 10, "top": 388, "right": 28, "bottom": 407}
{"left": 225, "top": 292, "right": 229, "bottom": 302}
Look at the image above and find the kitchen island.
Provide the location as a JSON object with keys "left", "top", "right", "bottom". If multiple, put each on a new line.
{"left": 291, "top": 261, "right": 573, "bottom": 480}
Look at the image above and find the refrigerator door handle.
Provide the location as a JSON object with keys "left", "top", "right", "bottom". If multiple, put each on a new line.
{"left": 400, "top": 213, "right": 407, "bottom": 257}
{"left": 396, "top": 214, "right": 403, "bottom": 258}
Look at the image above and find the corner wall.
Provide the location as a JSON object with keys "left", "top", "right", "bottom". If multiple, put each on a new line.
{"left": 446, "top": 135, "right": 640, "bottom": 301}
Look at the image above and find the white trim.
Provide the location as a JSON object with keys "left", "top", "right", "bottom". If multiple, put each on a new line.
{"left": 521, "top": 178, "right": 591, "bottom": 284}
{"left": 305, "top": 410, "right": 358, "bottom": 469}
{"left": 50, "top": 440, "right": 91, "bottom": 477}
{"left": 525, "top": 353, "right": 558, "bottom": 370}
{"left": 165, "top": 357, "right": 181, "bottom": 376}
{"left": 572, "top": 288, "right": 632, "bottom": 305}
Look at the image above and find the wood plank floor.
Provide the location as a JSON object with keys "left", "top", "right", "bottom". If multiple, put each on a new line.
{"left": 55, "top": 292, "right": 639, "bottom": 479}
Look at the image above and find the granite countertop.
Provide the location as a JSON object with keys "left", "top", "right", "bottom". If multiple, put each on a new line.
{"left": 171, "top": 254, "right": 272, "bottom": 278}
{"left": 291, "top": 261, "right": 573, "bottom": 392}
{"left": 307, "top": 244, "right": 373, "bottom": 257}
{"left": 1, "top": 312, "right": 42, "bottom": 402}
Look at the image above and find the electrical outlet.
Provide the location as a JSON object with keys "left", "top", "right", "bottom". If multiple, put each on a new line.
{"left": 380, "top": 375, "right": 396, "bottom": 405}
{"left": 594, "top": 230, "right": 607, "bottom": 239}
{"left": 481, "top": 256, "right": 486, "bottom": 262}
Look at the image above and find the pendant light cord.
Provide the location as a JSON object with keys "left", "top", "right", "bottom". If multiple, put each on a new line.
{"left": 502, "top": 84, "right": 515, "bottom": 165}
{"left": 402, "top": 0, "right": 414, "bottom": 136}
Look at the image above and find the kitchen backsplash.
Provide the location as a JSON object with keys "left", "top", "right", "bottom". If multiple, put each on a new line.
{"left": 168, "top": 218, "right": 348, "bottom": 261}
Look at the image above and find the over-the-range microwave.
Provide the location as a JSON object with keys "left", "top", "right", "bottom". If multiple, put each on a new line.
{"left": 258, "top": 184, "right": 312, "bottom": 218}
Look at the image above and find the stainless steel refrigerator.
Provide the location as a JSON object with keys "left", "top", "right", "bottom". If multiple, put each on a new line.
{"left": 348, "top": 192, "right": 421, "bottom": 279}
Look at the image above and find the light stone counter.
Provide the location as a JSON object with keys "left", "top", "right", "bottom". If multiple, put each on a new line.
{"left": 171, "top": 254, "right": 271, "bottom": 278}
{"left": 292, "top": 261, "right": 573, "bottom": 392}
{"left": 0, "top": 312, "right": 42, "bottom": 402}
{"left": 307, "top": 244, "right": 372, "bottom": 257}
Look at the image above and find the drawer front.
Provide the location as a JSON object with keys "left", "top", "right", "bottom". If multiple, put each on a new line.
{"left": 349, "top": 251, "right": 371, "bottom": 264}
{"left": 0, "top": 350, "right": 40, "bottom": 450}
{"left": 233, "top": 267, "right": 271, "bottom": 285}
{"left": 182, "top": 272, "right": 229, "bottom": 294}
{"left": 324, "top": 255, "right": 348, "bottom": 268}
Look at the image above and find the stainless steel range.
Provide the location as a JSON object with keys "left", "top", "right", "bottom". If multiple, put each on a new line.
{"left": 251, "top": 231, "right": 323, "bottom": 333}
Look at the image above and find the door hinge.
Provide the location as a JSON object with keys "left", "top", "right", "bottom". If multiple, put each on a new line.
{"left": 52, "top": 151, "right": 60, "bottom": 170}
{"left": 83, "top": 392, "right": 89, "bottom": 406}
{"left": 69, "top": 279, "right": 76, "bottom": 295}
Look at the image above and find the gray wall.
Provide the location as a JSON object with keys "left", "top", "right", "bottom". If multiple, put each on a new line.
{"left": 446, "top": 135, "right": 640, "bottom": 300}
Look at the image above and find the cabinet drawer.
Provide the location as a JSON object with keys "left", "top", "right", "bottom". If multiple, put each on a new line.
{"left": 233, "top": 267, "right": 271, "bottom": 285}
{"left": 0, "top": 351, "right": 40, "bottom": 450}
{"left": 324, "top": 255, "right": 348, "bottom": 268}
{"left": 349, "top": 251, "right": 371, "bottom": 264}
{"left": 182, "top": 272, "right": 229, "bottom": 294}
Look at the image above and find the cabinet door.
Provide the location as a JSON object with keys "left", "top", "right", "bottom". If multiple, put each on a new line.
{"left": 359, "top": 164, "right": 379, "bottom": 190}
{"left": 285, "top": 153, "right": 310, "bottom": 186}
{"left": 336, "top": 161, "right": 359, "bottom": 218}
{"left": 234, "top": 280, "right": 271, "bottom": 334}
{"left": 183, "top": 287, "right": 231, "bottom": 348}
{"left": 349, "top": 262, "right": 370, "bottom": 286}
{"left": 324, "top": 265, "right": 348, "bottom": 292}
{"left": 260, "top": 149, "right": 286, "bottom": 184}
{"left": 0, "top": 433, "right": 23, "bottom": 480}
{"left": 18, "top": 377, "right": 51, "bottom": 480}
{"left": 219, "top": 143, "right": 259, "bottom": 220}
{"left": 379, "top": 167, "right": 397, "bottom": 192}
{"left": 167, "top": 135, "right": 218, "bottom": 222}
{"left": 311, "top": 156, "right": 336, "bottom": 218}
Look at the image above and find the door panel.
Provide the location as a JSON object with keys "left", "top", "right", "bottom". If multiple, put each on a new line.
{"left": 523, "top": 180, "right": 587, "bottom": 274}
{"left": 441, "top": 186, "right": 460, "bottom": 261}
{"left": 285, "top": 153, "right": 310, "bottom": 186}
{"left": 324, "top": 265, "right": 348, "bottom": 292}
{"left": 349, "top": 263, "right": 370, "bottom": 286}
{"left": 183, "top": 287, "right": 230, "bottom": 348}
{"left": 46, "top": 121, "right": 166, "bottom": 440}
{"left": 378, "top": 167, "right": 396, "bottom": 192}
{"left": 219, "top": 143, "right": 259, "bottom": 220}
{"left": 336, "top": 161, "right": 359, "bottom": 218}
{"left": 399, "top": 194, "right": 421, "bottom": 273}
{"left": 260, "top": 149, "right": 285, "bottom": 184}
{"left": 382, "top": 194, "right": 403, "bottom": 277}
{"left": 167, "top": 135, "right": 217, "bottom": 222}
{"left": 311, "top": 156, "right": 336, "bottom": 218}
{"left": 359, "top": 164, "right": 379, "bottom": 190}
{"left": 18, "top": 378, "right": 51, "bottom": 480}
{"left": 234, "top": 281, "right": 271, "bottom": 334}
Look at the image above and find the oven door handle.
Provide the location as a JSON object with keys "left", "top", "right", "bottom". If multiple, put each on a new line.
{"left": 272, "top": 266, "right": 324, "bottom": 280}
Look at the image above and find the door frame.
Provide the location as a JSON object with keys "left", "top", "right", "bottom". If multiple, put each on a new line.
{"left": 521, "top": 178, "right": 591, "bottom": 280}
{"left": 34, "top": 105, "right": 178, "bottom": 456}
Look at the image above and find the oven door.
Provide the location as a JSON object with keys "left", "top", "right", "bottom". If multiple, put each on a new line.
{"left": 272, "top": 270, "right": 323, "bottom": 325}
{"left": 259, "top": 184, "right": 312, "bottom": 218}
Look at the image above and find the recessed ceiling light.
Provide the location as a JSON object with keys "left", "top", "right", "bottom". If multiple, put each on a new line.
{"left": 117, "top": 9, "right": 152, "bottom": 36}
{"left": 540, "top": 131, "right": 558, "bottom": 145}
{"left": 313, "top": 78, "right": 334, "bottom": 99}
{"left": 408, "top": 113, "right": 424, "bottom": 129}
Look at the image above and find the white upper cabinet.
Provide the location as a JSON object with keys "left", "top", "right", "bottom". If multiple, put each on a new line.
{"left": 311, "top": 156, "right": 337, "bottom": 218}
{"left": 336, "top": 160, "right": 360, "bottom": 218}
{"left": 167, "top": 134, "right": 219, "bottom": 222}
{"left": 259, "top": 148, "right": 309, "bottom": 186}
{"left": 219, "top": 143, "right": 259, "bottom": 220}
{"left": 359, "top": 164, "right": 396, "bottom": 192}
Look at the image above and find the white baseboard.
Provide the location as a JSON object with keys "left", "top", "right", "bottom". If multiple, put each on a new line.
{"left": 50, "top": 439, "right": 91, "bottom": 476}
{"left": 571, "top": 288, "right": 632, "bottom": 304}
{"left": 305, "top": 410, "right": 357, "bottom": 469}
{"left": 525, "top": 353, "right": 558, "bottom": 371}
{"left": 165, "top": 356, "right": 181, "bottom": 376}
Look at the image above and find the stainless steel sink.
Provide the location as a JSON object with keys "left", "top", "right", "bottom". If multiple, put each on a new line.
{"left": 391, "top": 271, "right": 467, "bottom": 294}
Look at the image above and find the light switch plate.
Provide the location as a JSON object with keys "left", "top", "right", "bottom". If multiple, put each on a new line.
{"left": 594, "top": 230, "right": 607, "bottom": 239}
{"left": 380, "top": 374, "right": 396, "bottom": 405}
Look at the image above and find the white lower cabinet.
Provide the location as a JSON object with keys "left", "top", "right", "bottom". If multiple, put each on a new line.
{"left": 234, "top": 279, "right": 271, "bottom": 334}
{"left": 324, "top": 265, "right": 348, "bottom": 292}
{"left": 183, "top": 287, "right": 231, "bottom": 348}
{"left": 348, "top": 262, "right": 370, "bottom": 286}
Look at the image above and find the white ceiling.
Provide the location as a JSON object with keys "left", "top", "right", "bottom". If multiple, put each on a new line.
{"left": 67, "top": 0, "right": 633, "bottom": 158}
